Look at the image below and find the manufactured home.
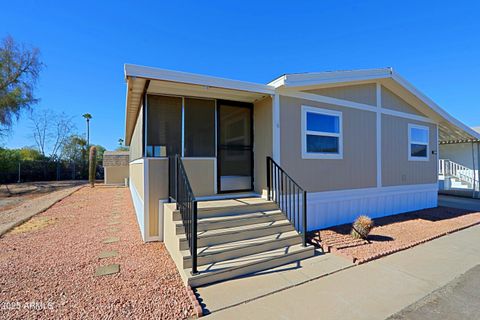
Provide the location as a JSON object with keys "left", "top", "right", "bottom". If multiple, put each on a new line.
{"left": 124, "top": 64, "right": 480, "bottom": 286}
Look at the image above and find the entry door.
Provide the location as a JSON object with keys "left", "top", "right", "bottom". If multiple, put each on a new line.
{"left": 217, "top": 100, "right": 253, "bottom": 192}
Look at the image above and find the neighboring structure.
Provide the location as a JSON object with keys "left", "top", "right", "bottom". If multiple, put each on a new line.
{"left": 439, "top": 127, "right": 480, "bottom": 197}
{"left": 103, "top": 151, "right": 129, "bottom": 185}
{"left": 123, "top": 64, "right": 480, "bottom": 285}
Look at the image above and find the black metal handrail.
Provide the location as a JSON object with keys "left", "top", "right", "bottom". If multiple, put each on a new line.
{"left": 169, "top": 154, "right": 198, "bottom": 274}
{"left": 266, "top": 156, "right": 307, "bottom": 246}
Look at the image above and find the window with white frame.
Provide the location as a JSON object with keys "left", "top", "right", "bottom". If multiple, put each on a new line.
{"left": 408, "top": 124, "right": 429, "bottom": 161}
{"left": 302, "top": 106, "right": 343, "bottom": 159}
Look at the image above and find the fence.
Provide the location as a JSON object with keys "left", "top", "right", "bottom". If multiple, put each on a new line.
{"left": 0, "top": 160, "right": 104, "bottom": 184}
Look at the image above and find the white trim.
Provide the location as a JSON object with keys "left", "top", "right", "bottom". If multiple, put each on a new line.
{"left": 125, "top": 64, "right": 275, "bottom": 95}
{"left": 301, "top": 105, "right": 343, "bottom": 160}
{"left": 181, "top": 97, "right": 185, "bottom": 157}
{"left": 376, "top": 82, "right": 382, "bottom": 187}
{"left": 408, "top": 123, "right": 430, "bottom": 161}
{"left": 213, "top": 158, "right": 218, "bottom": 194}
{"left": 130, "top": 158, "right": 144, "bottom": 165}
{"left": 272, "top": 93, "right": 281, "bottom": 164}
{"left": 381, "top": 107, "right": 435, "bottom": 124}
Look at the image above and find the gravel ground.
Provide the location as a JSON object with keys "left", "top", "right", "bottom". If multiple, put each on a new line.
{"left": 311, "top": 206, "right": 480, "bottom": 264}
{"left": 0, "top": 185, "right": 194, "bottom": 319}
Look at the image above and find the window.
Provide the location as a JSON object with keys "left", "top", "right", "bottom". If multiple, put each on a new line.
{"left": 302, "top": 106, "right": 343, "bottom": 159}
{"left": 147, "top": 95, "right": 182, "bottom": 157}
{"left": 184, "top": 98, "right": 215, "bottom": 157}
{"left": 408, "top": 124, "right": 429, "bottom": 161}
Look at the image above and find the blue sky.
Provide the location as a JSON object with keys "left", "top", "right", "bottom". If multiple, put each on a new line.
{"left": 1, "top": 0, "right": 479, "bottom": 151}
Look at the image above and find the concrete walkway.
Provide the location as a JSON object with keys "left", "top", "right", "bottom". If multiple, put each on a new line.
{"left": 438, "top": 195, "right": 480, "bottom": 211}
{"left": 0, "top": 184, "right": 84, "bottom": 237}
{"left": 206, "top": 223, "right": 480, "bottom": 319}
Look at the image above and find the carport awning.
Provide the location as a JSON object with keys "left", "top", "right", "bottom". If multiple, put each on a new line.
{"left": 124, "top": 64, "right": 274, "bottom": 145}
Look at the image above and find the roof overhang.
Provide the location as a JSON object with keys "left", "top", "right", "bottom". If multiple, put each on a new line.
{"left": 124, "top": 64, "right": 274, "bottom": 145}
{"left": 270, "top": 68, "right": 480, "bottom": 144}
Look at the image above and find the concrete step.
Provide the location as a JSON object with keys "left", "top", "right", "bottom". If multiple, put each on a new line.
{"left": 181, "top": 230, "right": 301, "bottom": 268}
{"left": 172, "top": 201, "right": 279, "bottom": 220}
{"left": 178, "top": 220, "right": 294, "bottom": 250}
{"left": 175, "top": 209, "right": 285, "bottom": 234}
{"left": 186, "top": 244, "right": 315, "bottom": 287}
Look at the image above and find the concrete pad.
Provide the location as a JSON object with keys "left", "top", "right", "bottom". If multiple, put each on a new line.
{"left": 95, "top": 264, "right": 120, "bottom": 276}
{"left": 207, "top": 224, "right": 480, "bottom": 320}
{"left": 438, "top": 195, "right": 480, "bottom": 211}
{"left": 103, "top": 237, "right": 119, "bottom": 244}
{"left": 98, "top": 250, "right": 118, "bottom": 259}
{"left": 196, "top": 251, "right": 352, "bottom": 313}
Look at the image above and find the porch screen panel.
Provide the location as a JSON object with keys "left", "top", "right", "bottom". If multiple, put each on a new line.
{"left": 147, "top": 95, "right": 182, "bottom": 157}
{"left": 184, "top": 98, "right": 215, "bottom": 157}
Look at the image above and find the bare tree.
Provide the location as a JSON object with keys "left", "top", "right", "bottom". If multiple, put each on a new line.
{"left": 29, "top": 109, "right": 75, "bottom": 159}
{"left": 0, "top": 36, "right": 43, "bottom": 137}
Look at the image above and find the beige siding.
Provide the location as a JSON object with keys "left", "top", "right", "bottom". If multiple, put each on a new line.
{"left": 105, "top": 166, "right": 129, "bottom": 185}
{"left": 129, "top": 161, "right": 144, "bottom": 200}
{"left": 253, "top": 97, "right": 273, "bottom": 194}
{"left": 147, "top": 158, "right": 168, "bottom": 238}
{"left": 129, "top": 106, "right": 143, "bottom": 161}
{"left": 305, "top": 83, "right": 377, "bottom": 106}
{"left": 183, "top": 159, "right": 216, "bottom": 197}
{"left": 382, "top": 114, "right": 437, "bottom": 186}
{"left": 381, "top": 86, "right": 425, "bottom": 116}
{"left": 279, "top": 95, "right": 377, "bottom": 192}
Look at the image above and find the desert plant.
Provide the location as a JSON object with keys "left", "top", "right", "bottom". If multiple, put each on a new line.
{"left": 88, "top": 146, "right": 96, "bottom": 187}
{"left": 351, "top": 215, "right": 374, "bottom": 239}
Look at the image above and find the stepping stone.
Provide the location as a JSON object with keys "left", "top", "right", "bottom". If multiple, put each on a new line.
{"left": 112, "top": 212, "right": 122, "bottom": 215}
{"left": 103, "top": 237, "right": 120, "bottom": 244}
{"left": 107, "top": 221, "right": 120, "bottom": 225}
{"left": 108, "top": 227, "right": 120, "bottom": 232}
{"left": 98, "top": 250, "right": 118, "bottom": 259}
{"left": 95, "top": 264, "right": 120, "bottom": 276}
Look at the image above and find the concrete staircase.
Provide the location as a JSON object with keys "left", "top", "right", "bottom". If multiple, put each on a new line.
{"left": 164, "top": 197, "right": 315, "bottom": 287}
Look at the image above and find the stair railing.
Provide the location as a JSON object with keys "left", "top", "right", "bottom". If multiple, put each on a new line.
{"left": 439, "top": 159, "right": 477, "bottom": 188}
{"left": 169, "top": 154, "right": 198, "bottom": 275}
{"left": 266, "top": 156, "right": 307, "bottom": 247}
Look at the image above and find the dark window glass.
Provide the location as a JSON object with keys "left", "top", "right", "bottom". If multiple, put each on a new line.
{"left": 184, "top": 98, "right": 216, "bottom": 157}
{"left": 411, "top": 144, "right": 427, "bottom": 157}
{"left": 147, "top": 95, "right": 182, "bottom": 157}
{"left": 306, "top": 135, "right": 339, "bottom": 153}
{"left": 306, "top": 112, "right": 339, "bottom": 133}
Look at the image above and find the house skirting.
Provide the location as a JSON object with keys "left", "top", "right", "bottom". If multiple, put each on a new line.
{"left": 129, "top": 179, "right": 145, "bottom": 241}
{"left": 307, "top": 183, "right": 438, "bottom": 231}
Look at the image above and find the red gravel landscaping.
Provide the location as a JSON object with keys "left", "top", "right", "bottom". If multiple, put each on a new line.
{"left": 0, "top": 185, "right": 195, "bottom": 319}
{"left": 310, "top": 206, "right": 480, "bottom": 264}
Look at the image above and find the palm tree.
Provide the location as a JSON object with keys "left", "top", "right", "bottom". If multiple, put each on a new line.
{"left": 118, "top": 138, "right": 124, "bottom": 147}
{"left": 82, "top": 113, "right": 92, "bottom": 149}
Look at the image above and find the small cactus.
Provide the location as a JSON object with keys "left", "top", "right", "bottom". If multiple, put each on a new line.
{"left": 351, "top": 215, "right": 374, "bottom": 239}
{"left": 89, "top": 146, "right": 97, "bottom": 187}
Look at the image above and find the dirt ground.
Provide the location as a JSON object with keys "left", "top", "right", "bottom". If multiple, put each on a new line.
{"left": 0, "top": 185, "right": 194, "bottom": 319}
{"left": 311, "top": 206, "right": 480, "bottom": 264}
{"left": 0, "top": 181, "right": 86, "bottom": 212}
